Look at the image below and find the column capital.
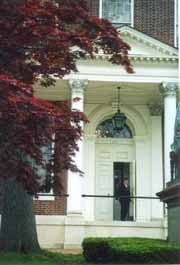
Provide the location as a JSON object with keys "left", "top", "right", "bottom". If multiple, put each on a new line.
{"left": 160, "top": 82, "right": 178, "bottom": 97}
{"left": 69, "top": 79, "right": 88, "bottom": 96}
{"left": 148, "top": 103, "right": 163, "bottom": 116}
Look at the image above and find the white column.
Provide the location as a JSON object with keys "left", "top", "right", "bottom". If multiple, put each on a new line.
{"left": 160, "top": 82, "right": 178, "bottom": 185}
{"left": 149, "top": 104, "right": 164, "bottom": 220}
{"left": 84, "top": 135, "right": 96, "bottom": 221}
{"left": 67, "top": 79, "right": 88, "bottom": 215}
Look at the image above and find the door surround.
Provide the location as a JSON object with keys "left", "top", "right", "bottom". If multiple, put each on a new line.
{"left": 84, "top": 104, "right": 150, "bottom": 221}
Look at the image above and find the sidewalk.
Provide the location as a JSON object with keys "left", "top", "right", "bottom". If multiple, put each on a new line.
{"left": 49, "top": 249, "right": 82, "bottom": 255}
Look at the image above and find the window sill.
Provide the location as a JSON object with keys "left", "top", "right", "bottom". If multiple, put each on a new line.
{"left": 35, "top": 194, "right": 55, "bottom": 201}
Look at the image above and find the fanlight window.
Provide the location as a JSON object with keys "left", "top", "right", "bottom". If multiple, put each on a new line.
{"left": 96, "top": 118, "right": 133, "bottom": 138}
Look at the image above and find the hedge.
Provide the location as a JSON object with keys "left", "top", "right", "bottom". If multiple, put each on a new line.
{"left": 82, "top": 237, "right": 180, "bottom": 264}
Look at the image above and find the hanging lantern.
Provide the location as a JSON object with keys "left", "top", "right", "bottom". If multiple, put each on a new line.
{"left": 112, "top": 87, "right": 127, "bottom": 131}
{"left": 112, "top": 109, "right": 126, "bottom": 131}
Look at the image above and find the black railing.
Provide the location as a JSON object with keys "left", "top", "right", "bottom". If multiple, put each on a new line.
{"left": 37, "top": 193, "right": 69, "bottom": 197}
{"left": 37, "top": 194, "right": 160, "bottom": 200}
{"left": 82, "top": 194, "right": 160, "bottom": 200}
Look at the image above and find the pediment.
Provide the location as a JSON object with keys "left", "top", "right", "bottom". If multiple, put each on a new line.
{"left": 118, "top": 26, "right": 178, "bottom": 59}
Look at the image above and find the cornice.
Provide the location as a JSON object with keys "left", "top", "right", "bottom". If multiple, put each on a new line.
{"left": 119, "top": 27, "right": 178, "bottom": 57}
{"left": 157, "top": 182, "right": 180, "bottom": 204}
{"left": 129, "top": 56, "right": 178, "bottom": 63}
{"left": 84, "top": 54, "right": 178, "bottom": 63}
{"left": 83, "top": 26, "right": 178, "bottom": 63}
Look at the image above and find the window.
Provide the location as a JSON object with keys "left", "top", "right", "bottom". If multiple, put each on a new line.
{"left": 36, "top": 137, "right": 55, "bottom": 200}
{"left": 101, "top": 0, "right": 132, "bottom": 26}
{"left": 96, "top": 118, "right": 133, "bottom": 138}
{"left": 38, "top": 142, "right": 53, "bottom": 193}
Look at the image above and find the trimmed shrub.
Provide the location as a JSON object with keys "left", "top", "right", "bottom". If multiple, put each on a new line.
{"left": 82, "top": 237, "right": 180, "bottom": 264}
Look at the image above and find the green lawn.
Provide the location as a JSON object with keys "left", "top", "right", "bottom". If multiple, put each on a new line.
{"left": 1, "top": 238, "right": 180, "bottom": 264}
{"left": 0, "top": 251, "right": 85, "bottom": 265}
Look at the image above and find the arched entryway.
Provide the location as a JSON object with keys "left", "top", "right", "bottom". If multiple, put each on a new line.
{"left": 84, "top": 104, "right": 151, "bottom": 222}
{"left": 95, "top": 117, "right": 136, "bottom": 221}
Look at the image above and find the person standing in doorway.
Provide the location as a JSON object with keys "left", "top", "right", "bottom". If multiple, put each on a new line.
{"left": 118, "top": 178, "right": 131, "bottom": 221}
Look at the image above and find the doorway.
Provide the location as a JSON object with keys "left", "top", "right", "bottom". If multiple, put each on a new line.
{"left": 113, "top": 162, "right": 134, "bottom": 221}
{"left": 95, "top": 141, "right": 136, "bottom": 221}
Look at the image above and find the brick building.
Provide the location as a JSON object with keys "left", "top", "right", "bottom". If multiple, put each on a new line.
{"left": 1, "top": 0, "right": 179, "bottom": 249}
{"left": 86, "top": 0, "right": 177, "bottom": 46}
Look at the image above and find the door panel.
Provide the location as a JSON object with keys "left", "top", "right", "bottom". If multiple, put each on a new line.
{"left": 95, "top": 147, "right": 113, "bottom": 220}
{"left": 95, "top": 143, "right": 135, "bottom": 221}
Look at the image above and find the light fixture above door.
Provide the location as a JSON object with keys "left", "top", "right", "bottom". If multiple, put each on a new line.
{"left": 112, "top": 87, "right": 127, "bottom": 131}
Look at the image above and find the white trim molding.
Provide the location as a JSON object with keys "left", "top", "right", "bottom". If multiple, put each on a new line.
{"left": 119, "top": 26, "right": 178, "bottom": 56}
{"left": 99, "top": 0, "right": 134, "bottom": 27}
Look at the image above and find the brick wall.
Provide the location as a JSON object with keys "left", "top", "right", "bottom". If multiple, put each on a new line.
{"left": 35, "top": 196, "right": 67, "bottom": 215}
{"left": 134, "top": 0, "right": 175, "bottom": 46}
{"left": 0, "top": 173, "right": 67, "bottom": 216}
{"left": 86, "top": 0, "right": 175, "bottom": 46}
{"left": 86, "top": 0, "right": 99, "bottom": 16}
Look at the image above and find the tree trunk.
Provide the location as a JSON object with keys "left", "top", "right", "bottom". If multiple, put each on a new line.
{"left": 0, "top": 179, "right": 40, "bottom": 252}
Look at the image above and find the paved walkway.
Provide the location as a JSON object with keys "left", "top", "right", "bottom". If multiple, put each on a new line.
{"left": 49, "top": 249, "right": 82, "bottom": 255}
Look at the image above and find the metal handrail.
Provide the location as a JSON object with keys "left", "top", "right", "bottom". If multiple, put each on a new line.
{"left": 82, "top": 194, "right": 159, "bottom": 200}
{"left": 37, "top": 193, "right": 69, "bottom": 197}
{"left": 36, "top": 194, "right": 160, "bottom": 200}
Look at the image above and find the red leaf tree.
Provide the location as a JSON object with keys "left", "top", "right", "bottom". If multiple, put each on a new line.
{"left": 0, "top": 0, "right": 133, "bottom": 252}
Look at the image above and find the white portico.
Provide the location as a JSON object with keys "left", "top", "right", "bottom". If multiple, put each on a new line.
{"left": 35, "top": 26, "right": 179, "bottom": 249}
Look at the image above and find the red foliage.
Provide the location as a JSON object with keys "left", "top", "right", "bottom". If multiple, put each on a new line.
{"left": 0, "top": 75, "right": 87, "bottom": 193}
{"left": 0, "top": 0, "right": 133, "bottom": 193}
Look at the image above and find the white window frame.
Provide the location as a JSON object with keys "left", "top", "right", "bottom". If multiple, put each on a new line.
{"left": 99, "top": 0, "right": 134, "bottom": 27}
{"left": 174, "top": 0, "right": 179, "bottom": 47}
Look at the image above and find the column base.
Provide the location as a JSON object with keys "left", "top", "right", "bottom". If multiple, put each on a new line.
{"left": 64, "top": 213, "right": 85, "bottom": 249}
